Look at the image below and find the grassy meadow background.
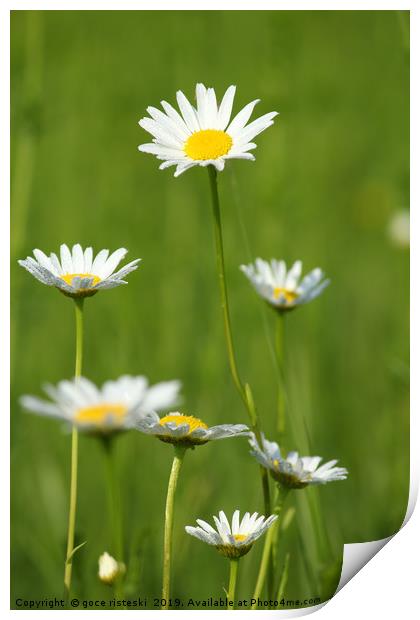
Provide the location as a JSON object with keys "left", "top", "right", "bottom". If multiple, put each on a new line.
{"left": 11, "top": 10, "right": 409, "bottom": 608}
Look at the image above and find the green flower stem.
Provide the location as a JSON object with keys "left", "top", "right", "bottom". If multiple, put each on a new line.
{"left": 207, "top": 167, "right": 271, "bottom": 516}
{"left": 252, "top": 488, "right": 289, "bottom": 608}
{"left": 276, "top": 313, "right": 286, "bottom": 436}
{"left": 102, "top": 436, "right": 124, "bottom": 596}
{"left": 276, "top": 552, "right": 290, "bottom": 602}
{"left": 227, "top": 558, "right": 239, "bottom": 610}
{"left": 207, "top": 166, "right": 247, "bottom": 406}
{"left": 64, "top": 298, "right": 84, "bottom": 604}
{"left": 162, "top": 446, "right": 187, "bottom": 609}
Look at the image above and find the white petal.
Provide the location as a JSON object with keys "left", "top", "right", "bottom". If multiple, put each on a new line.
{"left": 217, "top": 85, "right": 236, "bottom": 130}
{"left": 60, "top": 244, "right": 73, "bottom": 273}
{"left": 227, "top": 100, "right": 260, "bottom": 136}
{"left": 72, "top": 244, "right": 84, "bottom": 273}
{"left": 91, "top": 249, "right": 110, "bottom": 273}
{"left": 161, "top": 100, "right": 192, "bottom": 135}
{"left": 176, "top": 90, "right": 200, "bottom": 132}
{"left": 33, "top": 249, "right": 54, "bottom": 274}
{"left": 100, "top": 248, "right": 128, "bottom": 279}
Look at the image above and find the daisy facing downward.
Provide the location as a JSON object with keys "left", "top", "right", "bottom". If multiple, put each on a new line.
{"left": 18, "top": 243, "right": 141, "bottom": 298}
{"left": 186, "top": 510, "right": 277, "bottom": 609}
{"left": 138, "top": 83, "right": 277, "bottom": 177}
{"left": 240, "top": 258, "right": 329, "bottom": 313}
{"left": 249, "top": 433, "right": 348, "bottom": 490}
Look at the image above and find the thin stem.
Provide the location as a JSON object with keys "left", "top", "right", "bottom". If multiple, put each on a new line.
{"left": 102, "top": 436, "right": 124, "bottom": 597}
{"left": 162, "top": 446, "right": 186, "bottom": 609}
{"left": 276, "top": 552, "right": 290, "bottom": 602}
{"left": 252, "top": 488, "right": 289, "bottom": 608}
{"left": 227, "top": 559, "right": 239, "bottom": 609}
{"left": 207, "top": 166, "right": 246, "bottom": 406}
{"left": 64, "top": 298, "right": 84, "bottom": 604}
{"left": 207, "top": 166, "right": 272, "bottom": 581}
{"left": 276, "top": 313, "right": 286, "bottom": 436}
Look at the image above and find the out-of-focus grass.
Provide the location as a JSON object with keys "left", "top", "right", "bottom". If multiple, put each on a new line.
{"left": 11, "top": 10, "right": 409, "bottom": 608}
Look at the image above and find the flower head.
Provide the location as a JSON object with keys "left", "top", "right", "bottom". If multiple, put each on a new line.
{"left": 20, "top": 375, "right": 181, "bottom": 435}
{"left": 240, "top": 258, "right": 329, "bottom": 312}
{"left": 133, "top": 411, "right": 248, "bottom": 447}
{"left": 185, "top": 509, "right": 277, "bottom": 559}
{"left": 98, "top": 552, "right": 125, "bottom": 585}
{"left": 249, "top": 433, "right": 348, "bottom": 489}
{"left": 138, "top": 83, "right": 277, "bottom": 177}
{"left": 18, "top": 244, "right": 141, "bottom": 298}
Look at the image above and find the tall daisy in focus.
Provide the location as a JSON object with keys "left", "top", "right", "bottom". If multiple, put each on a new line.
{"left": 132, "top": 411, "right": 249, "bottom": 609}
{"left": 138, "top": 83, "right": 277, "bottom": 177}
{"left": 21, "top": 374, "right": 181, "bottom": 591}
{"left": 18, "top": 243, "right": 141, "bottom": 603}
{"left": 241, "top": 258, "right": 329, "bottom": 436}
{"left": 138, "top": 82, "right": 277, "bottom": 525}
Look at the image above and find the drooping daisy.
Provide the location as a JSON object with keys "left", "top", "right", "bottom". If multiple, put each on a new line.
{"left": 185, "top": 509, "right": 278, "bottom": 559}
{"left": 138, "top": 83, "right": 278, "bottom": 177}
{"left": 249, "top": 433, "right": 348, "bottom": 489}
{"left": 133, "top": 411, "right": 248, "bottom": 447}
{"left": 18, "top": 244, "right": 141, "bottom": 298}
{"left": 240, "top": 258, "right": 329, "bottom": 312}
{"left": 20, "top": 375, "right": 181, "bottom": 435}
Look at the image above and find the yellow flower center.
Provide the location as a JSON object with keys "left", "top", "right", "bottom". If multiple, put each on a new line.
{"left": 273, "top": 287, "right": 298, "bottom": 304}
{"left": 159, "top": 414, "right": 208, "bottom": 434}
{"left": 75, "top": 403, "right": 127, "bottom": 426}
{"left": 184, "top": 129, "right": 233, "bottom": 161}
{"left": 233, "top": 534, "right": 248, "bottom": 543}
{"left": 61, "top": 273, "right": 101, "bottom": 287}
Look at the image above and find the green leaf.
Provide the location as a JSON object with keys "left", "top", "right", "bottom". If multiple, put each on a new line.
{"left": 66, "top": 540, "right": 87, "bottom": 564}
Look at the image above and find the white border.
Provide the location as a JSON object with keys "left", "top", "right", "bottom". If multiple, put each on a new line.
{"left": 4, "top": 2, "right": 416, "bottom": 617}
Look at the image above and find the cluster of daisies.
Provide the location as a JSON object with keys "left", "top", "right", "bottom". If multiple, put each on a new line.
{"left": 19, "top": 243, "right": 345, "bottom": 568}
{"left": 18, "top": 83, "right": 347, "bottom": 593}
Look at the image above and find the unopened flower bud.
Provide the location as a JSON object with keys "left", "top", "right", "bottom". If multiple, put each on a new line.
{"left": 98, "top": 552, "right": 123, "bottom": 585}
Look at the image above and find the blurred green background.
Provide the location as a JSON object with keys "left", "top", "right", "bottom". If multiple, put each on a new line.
{"left": 11, "top": 10, "right": 409, "bottom": 609}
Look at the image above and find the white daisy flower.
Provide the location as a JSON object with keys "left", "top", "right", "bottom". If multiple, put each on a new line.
{"left": 240, "top": 258, "right": 329, "bottom": 312}
{"left": 20, "top": 375, "right": 181, "bottom": 435}
{"left": 249, "top": 433, "right": 348, "bottom": 489}
{"left": 18, "top": 244, "right": 141, "bottom": 298}
{"left": 185, "top": 509, "right": 278, "bottom": 559}
{"left": 98, "top": 552, "right": 125, "bottom": 585}
{"left": 138, "top": 83, "right": 278, "bottom": 177}
{"left": 133, "top": 411, "right": 248, "bottom": 447}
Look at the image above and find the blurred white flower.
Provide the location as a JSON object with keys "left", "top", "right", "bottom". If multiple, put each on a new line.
{"left": 98, "top": 552, "right": 125, "bottom": 585}
{"left": 18, "top": 244, "right": 141, "bottom": 298}
{"left": 388, "top": 210, "right": 410, "bottom": 249}
{"left": 185, "top": 509, "right": 277, "bottom": 559}
{"left": 133, "top": 411, "right": 248, "bottom": 447}
{"left": 20, "top": 375, "right": 181, "bottom": 435}
{"left": 240, "top": 258, "right": 329, "bottom": 312}
{"left": 249, "top": 433, "right": 348, "bottom": 489}
{"left": 138, "top": 83, "right": 277, "bottom": 177}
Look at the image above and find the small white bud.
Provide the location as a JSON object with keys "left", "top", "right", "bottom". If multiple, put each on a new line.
{"left": 388, "top": 210, "right": 410, "bottom": 249}
{"left": 98, "top": 552, "right": 120, "bottom": 585}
